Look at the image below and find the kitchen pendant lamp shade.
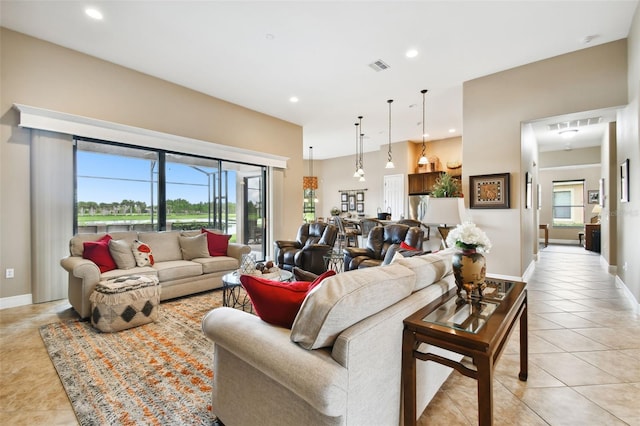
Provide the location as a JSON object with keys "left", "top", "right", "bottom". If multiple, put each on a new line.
{"left": 418, "top": 89, "right": 429, "bottom": 165}
{"left": 303, "top": 146, "right": 318, "bottom": 190}
{"left": 385, "top": 99, "right": 395, "bottom": 169}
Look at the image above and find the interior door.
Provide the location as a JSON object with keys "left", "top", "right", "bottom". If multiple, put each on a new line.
{"left": 383, "top": 174, "right": 405, "bottom": 220}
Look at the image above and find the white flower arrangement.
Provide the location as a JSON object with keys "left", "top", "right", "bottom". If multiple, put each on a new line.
{"left": 446, "top": 222, "right": 492, "bottom": 253}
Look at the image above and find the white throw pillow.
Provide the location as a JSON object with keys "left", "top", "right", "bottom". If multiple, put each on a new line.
{"left": 131, "top": 239, "right": 155, "bottom": 267}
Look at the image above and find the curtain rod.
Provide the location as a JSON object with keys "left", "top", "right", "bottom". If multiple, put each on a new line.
{"left": 338, "top": 188, "right": 368, "bottom": 192}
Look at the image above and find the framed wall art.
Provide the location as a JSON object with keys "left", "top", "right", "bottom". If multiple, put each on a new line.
{"left": 341, "top": 203, "right": 348, "bottom": 212}
{"left": 341, "top": 192, "right": 348, "bottom": 202}
{"left": 587, "top": 190, "right": 599, "bottom": 204}
{"left": 348, "top": 194, "right": 356, "bottom": 211}
{"left": 356, "top": 202, "right": 364, "bottom": 213}
{"left": 469, "top": 173, "right": 510, "bottom": 209}
{"left": 356, "top": 191, "right": 365, "bottom": 202}
{"left": 620, "top": 159, "right": 629, "bottom": 203}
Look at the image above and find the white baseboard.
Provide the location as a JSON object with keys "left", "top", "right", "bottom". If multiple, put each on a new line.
{"left": 0, "top": 293, "right": 33, "bottom": 310}
{"left": 616, "top": 275, "right": 640, "bottom": 312}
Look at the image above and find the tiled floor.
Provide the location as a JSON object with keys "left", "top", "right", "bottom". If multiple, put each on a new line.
{"left": 0, "top": 244, "right": 638, "bottom": 425}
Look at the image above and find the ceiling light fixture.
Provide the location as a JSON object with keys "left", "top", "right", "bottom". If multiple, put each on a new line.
{"left": 385, "top": 99, "right": 395, "bottom": 169}
{"left": 418, "top": 89, "right": 429, "bottom": 165}
{"left": 559, "top": 129, "right": 578, "bottom": 139}
{"left": 85, "top": 8, "right": 103, "bottom": 20}
{"left": 289, "top": 96, "right": 299, "bottom": 103}
{"left": 406, "top": 49, "right": 418, "bottom": 58}
{"left": 358, "top": 116, "right": 365, "bottom": 181}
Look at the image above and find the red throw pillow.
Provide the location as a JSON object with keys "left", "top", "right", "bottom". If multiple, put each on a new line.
{"left": 83, "top": 234, "right": 117, "bottom": 273}
{"left": 400, "top": 241, "right": 418, "bottom": 251}
{"left": 240, "top": 270, "right": 336, "bottom": 329}
{"left": 201, "top": 228, "right": 231, "bottom": 256}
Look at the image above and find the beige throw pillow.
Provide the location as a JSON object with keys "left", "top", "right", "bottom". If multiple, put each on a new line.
{"left": 394, "top": 249, "right": 454, "bottom": 292}
{"left": 290, "top": 263, "right": 415, "bottom": 350}
{"left": 108, "top": 239, "right": 136, "bottom": 269}
{"left": 178, "top": 233, "right": 210, "bottom": 260}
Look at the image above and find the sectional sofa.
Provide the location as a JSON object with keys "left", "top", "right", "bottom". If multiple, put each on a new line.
{"left": 202, "top": 248, "right": 460, "bottom": 425}
{"left": 61, "top": 229, "right": 251, "bottom": 319}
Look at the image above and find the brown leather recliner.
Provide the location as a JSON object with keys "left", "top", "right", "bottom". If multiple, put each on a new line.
{"left": 343, "top": 224, "right": 423, "bottom": 271}
{"left": 274, "top": 223, "right": 338, "bottom": 275}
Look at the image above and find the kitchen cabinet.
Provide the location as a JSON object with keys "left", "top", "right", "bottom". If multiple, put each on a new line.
{"left": 408, "top": 172, "right": 460, "bottom": 195}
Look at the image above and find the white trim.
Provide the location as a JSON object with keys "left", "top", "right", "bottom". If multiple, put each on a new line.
{"left": 487, "top": 273, "right": 525, "bottom": 282}
{"left": 13, "top": 104, "right": 289, "bottom": 169}
{"left": 616, "top": 275, "right": 639, "bottom": 313}
{"left": 0, "top": 294, "right": 33, "bottom": 310}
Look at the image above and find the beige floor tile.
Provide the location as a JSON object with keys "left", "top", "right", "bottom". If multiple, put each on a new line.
{"left": 540, "top": 312, "right": 602, "bottom": 329}
{"left": 519, "top": 387, "right": 627, "bottom": 425}
{"left": 573, "top": 326, "right": 640, "bottom": 350}
{"left": 573, "top": 350, "right": 640, "bottom": 382}
{"left": 530, "top": 352, "right": 623, "bottom": 386}
{"left": 574, "top": 383, "right": 640, "bottom": 425}
{"left": 532, "top": 328, "right": 610, "bottom": 352}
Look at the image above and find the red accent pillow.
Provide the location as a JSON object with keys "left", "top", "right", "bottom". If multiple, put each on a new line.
{"left": 400, "top": 241, "right": 418, "bottom": 251}
{"left": 83, "top": 234, "right": 117, "bottom": 273}
{"left": 240, "top": 270, "right": 336, "bottom": 329}
{"left": 201, "top": 229, "right": 231, "bottom": 256}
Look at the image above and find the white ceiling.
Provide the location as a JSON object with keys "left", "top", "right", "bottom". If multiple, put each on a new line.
{"left": 1, "top": 1, "right": 637, "bottom": 159}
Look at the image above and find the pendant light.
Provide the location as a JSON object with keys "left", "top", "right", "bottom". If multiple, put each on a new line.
{"left": 353, "top": 121, "right": 360, "bottom": 178}
{"left": 303, "top": 146, "right": 319, "bottom": 203}
{"left": 418, "top": 89, "right": 429, "bottom": 165}
{"left": 356, "top": 116, "right": 365, "bottom": 178}
{"left": 385, "top": 99, "right": 395, "bottom": 169}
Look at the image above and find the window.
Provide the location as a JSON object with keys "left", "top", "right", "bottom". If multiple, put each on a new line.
{"left": 551, "top": 180, "right": 585, "bottom": 227}
{"left": 75, "top": 138, "right": 267, "bottom": 259}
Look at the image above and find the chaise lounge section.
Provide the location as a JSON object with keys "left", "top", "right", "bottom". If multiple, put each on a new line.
{"left": 61, "top": 229, "right": 251, "bottom": 319}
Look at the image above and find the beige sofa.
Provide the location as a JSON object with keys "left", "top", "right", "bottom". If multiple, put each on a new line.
{"left": 61, "top": 230, "right": 251, "bottom": 319}
{"left": 202, "top": 248, "right": 460, "bottom": 426}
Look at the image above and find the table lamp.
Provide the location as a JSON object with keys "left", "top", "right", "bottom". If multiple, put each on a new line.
{"left": 423, "top": 197, "right": 465, "bottom": 247}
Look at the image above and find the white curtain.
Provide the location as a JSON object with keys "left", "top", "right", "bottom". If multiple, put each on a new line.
{"left": 31, "top": 130, "right": 73, "bottom": 303}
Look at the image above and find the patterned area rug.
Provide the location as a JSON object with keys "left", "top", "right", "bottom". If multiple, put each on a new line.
{"left": 40, "top": 290, "right": 224, "bottom": 426}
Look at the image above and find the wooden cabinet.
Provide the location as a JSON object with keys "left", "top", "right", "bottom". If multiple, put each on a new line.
{"left": 584, "top": 223, "right": 601, "bottom": 252}
{"left": 408, "top": 173, "right": 438, "bottom": 195}
{"left": 408, "top": 172, "right": 460, "bottom": 195}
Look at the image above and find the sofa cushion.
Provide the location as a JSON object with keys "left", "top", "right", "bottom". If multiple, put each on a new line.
{"left": 179, "top": 233, "right": 210, "bottom": 260}
{"left": 291, "top": 263, "right": 415, "bottom": 349}
{"left": 108, "top": 239, "right": 137, "bottom": 269}
{"left": 152, "top": 260, "right": 203, "bottom": 282}
{"left": 137, "top": 231, "right": 182, "bottom": 262}
{"left": 394, "top": 249, "right": 454, "bottom": 292}
{"left": 192, "top": 256, "right": 239, "bottom": 274}
{"left": 240, "top": 270, "right": 336, "bottom": 328}
{"left": 201, "top": 229, "right": 231, "bottom": 256}
{"left": 132, "top": 239, "right": 155, "bottom": 267}
{"left": 82, "top": 234, "right": 117, "bottom": 273}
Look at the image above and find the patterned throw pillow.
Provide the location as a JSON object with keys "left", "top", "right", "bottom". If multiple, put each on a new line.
{"left": 131, "top": 240, "right": 155, "bottom": 267}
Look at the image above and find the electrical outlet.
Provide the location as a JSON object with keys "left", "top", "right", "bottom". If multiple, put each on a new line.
{"left": 5, "top": 268, "right": 14, "bottom": 279}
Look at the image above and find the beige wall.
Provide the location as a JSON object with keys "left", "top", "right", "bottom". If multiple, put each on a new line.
{"left": 616, "top": 6, "right": 640, "bottom": 298}
{"left": 0, "top": 28, "right": 303, "bottom": 301}
{"left": 463, "top": 39, "right": 628, "bottom": 280}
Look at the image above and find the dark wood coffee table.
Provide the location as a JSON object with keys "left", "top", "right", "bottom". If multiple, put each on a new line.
{"left": 402, "top": 278, "right": 527, "bottom": 426}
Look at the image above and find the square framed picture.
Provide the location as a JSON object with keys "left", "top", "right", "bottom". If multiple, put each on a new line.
{"left": 356, "top": 202, "right": 364, "bottom": 213}
{"left": 620, "top": 159, "right": 630, "bottom": 203}
{"left": 356, "top": 191, "right": 365, "bottom": 202}
{"left": 587, "top": 190, "right": 599, "bottom": 204}
{"left": 341, "top": 192, "right": 348, "bottom": 202}
{"left": 470, "top": 173, "right": 510, "bottom": 209}
{"left": 341, "top": 202, "right": 348, "bottom": 212}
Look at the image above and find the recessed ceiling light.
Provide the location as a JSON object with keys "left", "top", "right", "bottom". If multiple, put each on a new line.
{"left": 559, "top": 129, "right": 578, "bottom": 139}
{"left": 289, "top": 96, "right": 299, "bottom": 103}
{"left": 265, "top": 34, "right": 275, "bottom": 40}
{"left": 406, "top": 49, "right": 418, "bottom": 58}
{"left": 448, "top": 128, "right": 456, "bottom": 133}
{"left": 85, "top": 8, "right": 103, "bottom": 20}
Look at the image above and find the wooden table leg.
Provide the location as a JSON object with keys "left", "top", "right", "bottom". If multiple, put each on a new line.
{"left": 476, "top": 355, "right": 494, "bottom": 426}
{"left": 519, "top": 296, "right": 528, "bottom": 381}
{"left": 402, "top": 328, "right": 417, "bottom": 426}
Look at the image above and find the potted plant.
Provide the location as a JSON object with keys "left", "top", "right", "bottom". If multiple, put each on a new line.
{"left": 430, "top": 173, "right": 462, "bottom": 198}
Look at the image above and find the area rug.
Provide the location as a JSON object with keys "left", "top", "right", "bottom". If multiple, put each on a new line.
{"left": 40, "top": 290, "right": 226, "bottom": 426}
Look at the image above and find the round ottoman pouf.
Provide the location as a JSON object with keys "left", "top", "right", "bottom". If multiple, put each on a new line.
{"left": 89, "top": 275, "right": 160, "bottom": 332}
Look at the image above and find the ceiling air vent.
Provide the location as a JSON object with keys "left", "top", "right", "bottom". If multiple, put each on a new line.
{"left": 548, "top": 116, "right": 602, "bottom": 131}
{"left": 368, "top": 59, "right": 390, "bottom": 72}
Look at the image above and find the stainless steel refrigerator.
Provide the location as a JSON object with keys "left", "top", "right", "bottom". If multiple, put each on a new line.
{"left": 408, "top": 195, "right": 429, "bottom": 223}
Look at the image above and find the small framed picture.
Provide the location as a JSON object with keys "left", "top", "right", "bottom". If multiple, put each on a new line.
{"left": 341, "top": 203, "right": 348, "bottom": 212}
{"left": 620, "top": 159, "right": 629, "bottom": 203}
{"left": 348, "top": 194, "right": 356, "bottom": 211}
{"left": 470, "top": 173, "right": 510, "bottom": 209}
{"left": 356, "top": 202, "right": 364, "bottom": 213}
{"left": 587, "top": 190, "right": 599, "bottom": 204}
{"left": 341, "top": 192, "right": 348, "bottom": 202}
{"left": 356, "top": 191, "right": 365, "bottom": 202}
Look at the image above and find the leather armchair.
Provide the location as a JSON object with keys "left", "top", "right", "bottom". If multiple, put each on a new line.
{"left": 274, "top": 223, "right": 338, "bottom": 274}
{"left": 343, "top": 224, "right": 423, "bottom": 270}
